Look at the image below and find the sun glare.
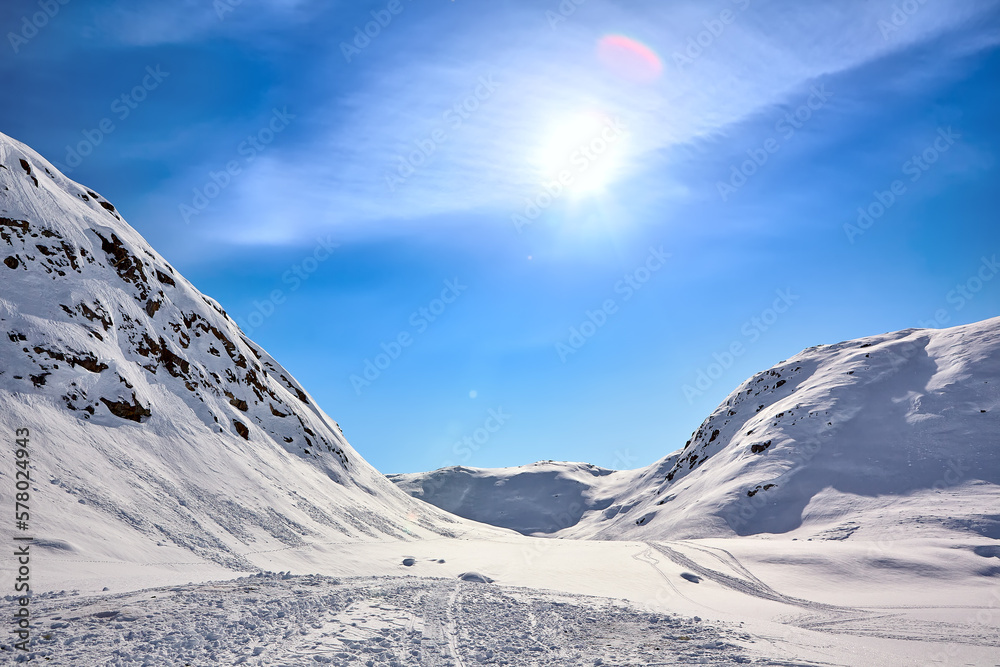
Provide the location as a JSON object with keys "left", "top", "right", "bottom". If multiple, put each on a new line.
{"left": 535, "top": 111, "right": 629, "bottom": 196}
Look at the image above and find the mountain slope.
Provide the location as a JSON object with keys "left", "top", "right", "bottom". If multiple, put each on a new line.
{"left": 393, "top": 317, "right": 1000, "bottom": 541}
{"left": 0, "top": 131, "right": 497, "bottom": 572}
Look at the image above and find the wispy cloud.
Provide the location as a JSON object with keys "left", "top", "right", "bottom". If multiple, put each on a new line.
{"left": 159, "top": 0, "right": 999, "bottom": 242}
{"left": 80, "top": 0, "right": 317, "bottom": 47}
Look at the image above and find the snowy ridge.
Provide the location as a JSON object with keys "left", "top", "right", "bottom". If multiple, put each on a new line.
{"left": 0, "top": 131, "right": 501, "bottom": 572}
{"left": 394, "top": 317, "right": 1000, "bottom": 541}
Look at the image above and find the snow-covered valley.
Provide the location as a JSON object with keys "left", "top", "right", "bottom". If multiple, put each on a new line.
{"left": 0, "top": 130, "right": 998, "bottom": 665}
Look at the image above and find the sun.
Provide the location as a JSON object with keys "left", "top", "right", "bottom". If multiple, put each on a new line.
{"left": 534, "top": 111, "right": 629, "bottom": 196}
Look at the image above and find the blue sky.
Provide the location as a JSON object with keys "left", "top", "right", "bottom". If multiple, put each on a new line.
{"left": 2, "top": 0, "right": 999, "bottom": 474}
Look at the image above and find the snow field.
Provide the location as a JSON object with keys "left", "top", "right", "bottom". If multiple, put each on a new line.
{"left": 1, "top": 573, "right": 764, "bottom": 666}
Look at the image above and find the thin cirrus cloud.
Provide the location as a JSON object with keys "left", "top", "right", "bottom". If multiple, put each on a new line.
{"left": 80, "top": 0, "right": 316, "bottom": 47}
{"left": 174, "top": 0, "right": 999, "bottom": 244}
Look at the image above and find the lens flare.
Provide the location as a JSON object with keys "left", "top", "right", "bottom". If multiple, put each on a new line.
{"left": 597, "top": 34, "right": 663, "bottom": 82}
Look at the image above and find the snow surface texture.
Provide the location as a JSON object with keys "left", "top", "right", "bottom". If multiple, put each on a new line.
{"left": 11, "top": 573, "right": 762, "bottom": 666}
{"left": 5, "top": 537, "right": 1000, "bottom": 665}
{"left": 0, "top": 131, "right": 504, "bottom": 573}
{"left": 392, "top": 317, "right": 1000, "bottom": 542}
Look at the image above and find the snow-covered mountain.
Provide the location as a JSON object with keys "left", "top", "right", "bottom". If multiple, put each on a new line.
{"left": 2, "top": 132, "right": 998, "bottom": 667}
{"left": 389, "top": 461, "right": 634, "bottom": 534}
{"left": 0, "top": 131, "right": 499, "bottom": 572}
{"left": 393, "top": 317, "right": 1000, "bottom": 541}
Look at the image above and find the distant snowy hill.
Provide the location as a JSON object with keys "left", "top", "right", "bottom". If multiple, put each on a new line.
{"left": 393, "top": 317, "right": 1000, "bottom": 541}
{"left": 388, "top": 457, "right": 678, "bottom": 536}
{"left": 389, "top": 461, "right": 639, "bottom": 535}
{"left": 0, "top": 131, "right": 498, "bottom": 572}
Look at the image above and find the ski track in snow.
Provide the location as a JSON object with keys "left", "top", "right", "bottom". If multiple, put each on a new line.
{"left": 630, "top": 544, "right": 694, "bottom": 608}
{"left": 649, "top": 542, "right": 845, "bottom": 612}
{"left": 645, "top": 542, "right": 1000, "bottom": 653}
{"left": 0, "top": 573, "right": 777, "bottom": 666}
